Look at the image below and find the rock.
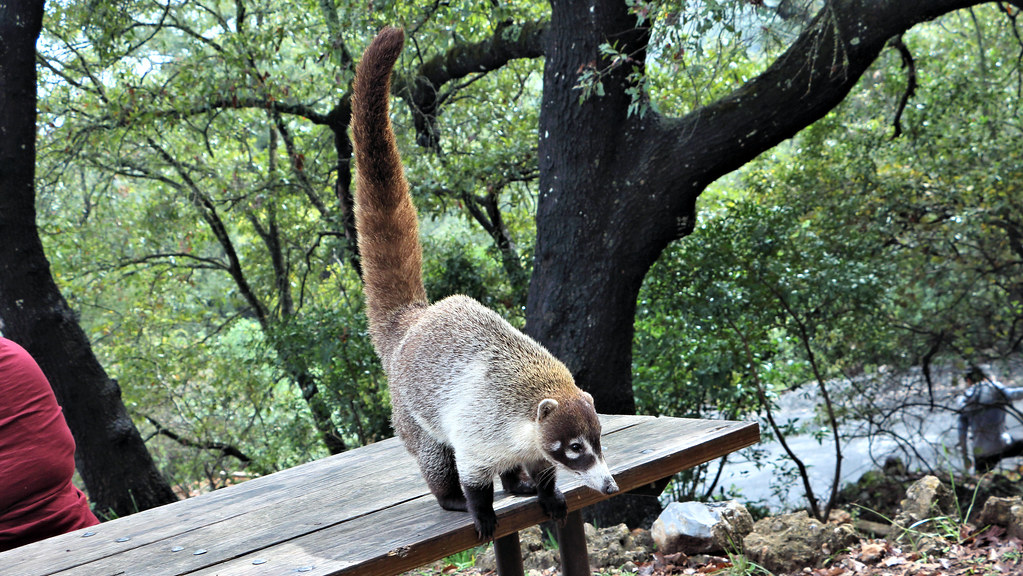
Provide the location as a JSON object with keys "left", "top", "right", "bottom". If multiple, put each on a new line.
{"left": 828, "top": 509, "right": 852, "bottom": 525}
{"left": 853, "top": 519, "right": 891, "bottom": 538}
{"left": 892, "top": 475, "right": 955, "bottom": 531}
{"left": 743, "top": 511, "right": 859, "bottom": 574}
{"left": 651, "top": 500, "right": 754, "bottom": 555}
{"left": 978, "top": 496, "right": 1023, "bottom": 539}
{"left": 857, "top": 540, "right": 888, "bottom": 564}
{"left": 625, "top": 525, "right": 655, "bottom": 553}
{"left": 833, "top": 463, "right": 918, "bottom": 527}
{"left": 585, "top": 523, "right": 653, "bottom": 567}
{"left": 889, "top": 475, "right": 956, "bottom": 554}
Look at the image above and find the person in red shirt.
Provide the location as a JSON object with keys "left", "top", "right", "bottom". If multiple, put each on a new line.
{"left": 0, "top": 336, "right": 99, "bottom": 551}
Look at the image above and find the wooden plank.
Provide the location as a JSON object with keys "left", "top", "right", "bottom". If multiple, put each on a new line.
{"left": 31, "top": 415, "right": 650, "bottom": 576}
{"left": 1, "top": 414, "right": 649, "bottom": 576}
{"left": 0, "top": 439, "right": 414, "bottom": 576}
{"left": 598, "top": 417, "right": 760, "bottom": 496}
{"left": 2, "top": 415, "right": 758, "bottom": 576}
{"left": 182, "top": 418, "right": 759, "bottom": 576}
{"left": 28, "top": 459, "right": 432, "bottom": 576}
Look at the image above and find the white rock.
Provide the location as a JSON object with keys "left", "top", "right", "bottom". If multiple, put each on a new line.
{"left": 651, "top": 500, "right": 753, "bottom": 554}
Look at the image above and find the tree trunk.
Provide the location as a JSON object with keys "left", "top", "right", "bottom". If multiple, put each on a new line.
{"left": 527, "top": 0, "right": 669, "bottom": 414}
{"left": 0, "top": 0, "right": 178, "bottom": 518}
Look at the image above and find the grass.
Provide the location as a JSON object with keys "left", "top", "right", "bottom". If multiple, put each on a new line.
{"left": 724, "top": 550, "right": 774, "bottom": 576}
{"left": 721, "top": 532, "right": 774, "bottom": 576}
{"left": 847, "top": 472, "right": 988, "bottom": 555}
{"left": 542, "top": 527, "right": 559, "bottom": 551}
{"left": 443, "top": 545, "right": 487, "bottom": 570}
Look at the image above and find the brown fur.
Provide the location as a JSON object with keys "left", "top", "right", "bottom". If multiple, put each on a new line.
{"left": 351, "top": 27, "right": 616, "bottom": 541}
{"left": 351, "top": 26, "right": 428, "bottom": 361}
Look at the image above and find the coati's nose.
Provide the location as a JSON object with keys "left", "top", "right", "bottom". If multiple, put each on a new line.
{"left": 578, "top": 458, "right": 619, "bottom": 494}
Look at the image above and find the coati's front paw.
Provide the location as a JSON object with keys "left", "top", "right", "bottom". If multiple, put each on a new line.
{"left": 472, "top": 509, "right": 498, "bottom": 541}
{"left": 539, "top": 489, "right": 567, "bottom": 522}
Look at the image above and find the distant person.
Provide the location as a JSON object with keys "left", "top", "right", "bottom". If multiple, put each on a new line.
{"left": 956, "top": 367, "right": 1023, "bottom": 474}
{"left": 0, "top": 336, "right": 99, "bottom": 552}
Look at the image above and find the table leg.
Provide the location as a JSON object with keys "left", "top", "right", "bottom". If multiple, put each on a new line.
{"left": 556, "top": 510, "right": 590, "bottom": 576}
{"left": 494, "top": 531, "right": 524, "bottom": 576}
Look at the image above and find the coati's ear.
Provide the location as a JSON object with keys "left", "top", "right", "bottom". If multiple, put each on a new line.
{"left": 581, "top": 391, "right": 595, "bottom": 407}
{"left": 537, "top": 398, "right": 559, "bottom": 421}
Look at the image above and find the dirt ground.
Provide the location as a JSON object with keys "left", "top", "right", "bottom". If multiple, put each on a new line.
{"left": 408, "top": 522, "right": 1023, "bottom": 576}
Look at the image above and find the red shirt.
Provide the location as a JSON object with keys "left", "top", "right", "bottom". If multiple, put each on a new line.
{"left": 0, "top": 337, "right": 99, "bottom": 551}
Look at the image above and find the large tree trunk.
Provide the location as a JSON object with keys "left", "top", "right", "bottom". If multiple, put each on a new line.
{"left": 0, "top": 0, "right": 178, "bottom": 518}
{"left": 528, "top": 0, "right": 1016, "bottom": 414}
{"left": 527, "top": 1, "right": 655, "bottom": 414}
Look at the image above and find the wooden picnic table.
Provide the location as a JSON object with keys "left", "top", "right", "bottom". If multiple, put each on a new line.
{"left": 0, "top": 414, "right": 758, "bottom": 576}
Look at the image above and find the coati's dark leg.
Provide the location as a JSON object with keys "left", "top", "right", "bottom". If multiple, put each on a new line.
{"left": 529, "top": 462, "right": 566, "bottom": 522}
{"left": 500, "top": 466, "right": 537, "bottom": 495}
{"left": 462, "top": 480, "right": 497, "bottom": 540}
{"left": 420, "top": 442, "right": 468, "bottom": 511}
{"left": 395, "top": 416, "right": 466, "bottom": 511}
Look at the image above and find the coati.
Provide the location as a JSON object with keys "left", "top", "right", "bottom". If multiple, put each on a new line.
{"left": 350, "top": 26, "right": 619, "bottom": 541}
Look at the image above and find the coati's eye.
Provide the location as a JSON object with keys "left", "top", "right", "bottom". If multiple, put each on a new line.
{"left": 569, "top": 442, "right": 584, "bottom": 452}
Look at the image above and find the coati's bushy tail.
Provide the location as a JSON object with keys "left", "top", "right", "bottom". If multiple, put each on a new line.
{"left": 351, "top": 27, "right": 428, "bottom": 349}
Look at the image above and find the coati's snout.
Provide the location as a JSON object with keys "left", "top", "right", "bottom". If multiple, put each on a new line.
{"left": 537, "top": 396, "right": 619, "bottom": 495}
{"left": 576, "top": 455, "right": 619, "bottom": 494}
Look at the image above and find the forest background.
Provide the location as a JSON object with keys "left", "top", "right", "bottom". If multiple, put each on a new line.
{"left": 1, "top": 0, "right": 1023, "bottom": 525}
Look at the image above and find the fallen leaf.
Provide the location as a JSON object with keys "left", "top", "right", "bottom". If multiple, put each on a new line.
{"left": 859, "top": 541, "right": 887, "bottom": 563}
{"left": 697, "top": 559, "right": 731, "bottom": 573}
{"left": 846, "top": 558, "right": 866, "bottom": 573}
{"left": 883, "top": 555, "right": 906, "bottom": 567}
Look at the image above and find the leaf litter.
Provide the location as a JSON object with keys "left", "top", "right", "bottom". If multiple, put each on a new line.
{"left": 408, "top": 522, "right": 1023, "bottom": 576}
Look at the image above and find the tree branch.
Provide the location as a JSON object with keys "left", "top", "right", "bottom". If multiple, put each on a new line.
{"left": 727, "top": 315, "right": 823, "bottom": 520}
{"left": 118, "top": 252, "right": 228, "bottom": 272}
{"left": 889, "top": 35, "right": 917, "bottom": 139}
{"left": 396, "top": 19, "right": 548, "bottom": 149}
{"left": 642, "top": 0, "right": 1010, "bottom": 231}
{"left": 142, "top": 415, "right": 253, "bottom": 463}
{"left": 267, "top": 107, "right": 331, "bottom": 218}
{"left": 146, "top": 137, "right": 271, "bottom": 329}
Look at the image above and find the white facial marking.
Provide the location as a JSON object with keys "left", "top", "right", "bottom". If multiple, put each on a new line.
{"left": 577, "top": 456, "right": 619, "bottom": 494}
{"left": 565, "top": 436, "right": 586, "bottom": 459}
{"left": 548, "top": 441, "right": 562, "bottom": 452}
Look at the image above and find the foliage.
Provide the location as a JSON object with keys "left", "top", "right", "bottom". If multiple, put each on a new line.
{"left": 742, "top": 5, "right": 1023, "bottom": 393}
{"left": 633, "top": 4, "right": 1023, "bottom": 515}
{"left": 575, "top": 0, "right": 810, "bottom": 118}
{"left": 635, "top": 196, "right": 889, "bottom": 515}
{"left": 36, "top": 0, "right": 540, "bottom": 489}
{"left": 33, "top": 0, "right": 1023, "bottom": 511}
{"left": 441, "top": 545, "right": 487, "bottom": 571}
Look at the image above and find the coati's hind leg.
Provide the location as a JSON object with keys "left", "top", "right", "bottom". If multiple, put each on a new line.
{"left": 457, "top": 457, "right": 499, "bottom": 541}
{"left": 396, "top": 417, "right": 466, "bottom": 511}
{"left": 500, "top": 466, "right": 537, "bottom": 495}
{"left": 419, "top": 442, "right": 468, "bottom": 512}
{"left": 462, "top": 480, "right": 497, "bottom": 541}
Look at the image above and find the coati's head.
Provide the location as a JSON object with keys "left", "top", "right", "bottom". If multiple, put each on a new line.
{"left": 537, "top": 393, "right": 619, "bottom": 495}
